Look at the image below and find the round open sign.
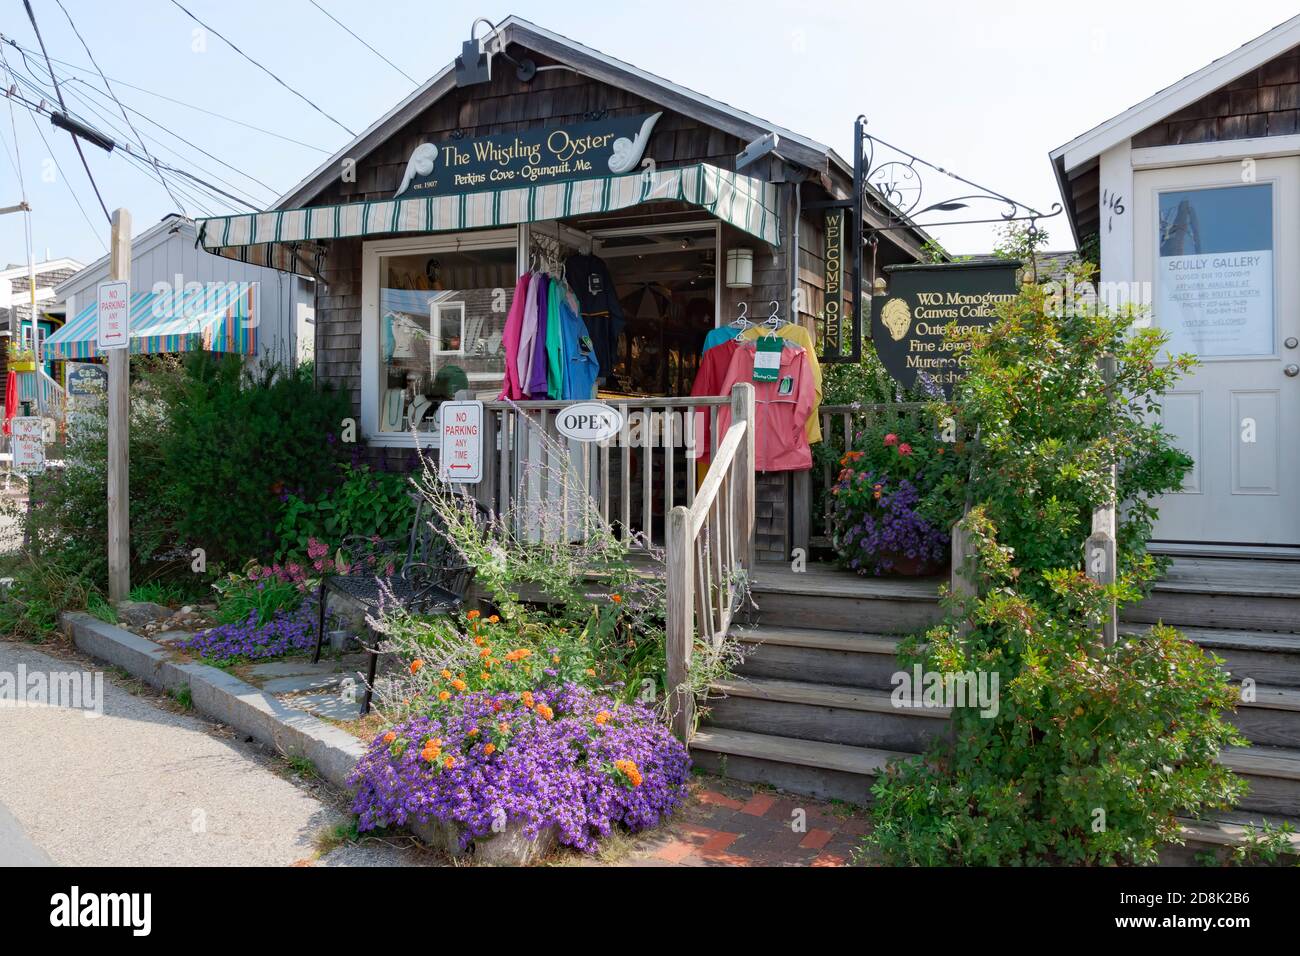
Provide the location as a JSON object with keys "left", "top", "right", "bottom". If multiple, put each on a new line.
{"left": 555, "top": 402, "right": 623, "bottom": 443}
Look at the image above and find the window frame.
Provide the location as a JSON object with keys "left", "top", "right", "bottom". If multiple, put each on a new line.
{"left": 1150, "top": 177, "right": 1280, "bottom": 363}
{"left": 361, "top": 227, "right": 523, "bottom": 447}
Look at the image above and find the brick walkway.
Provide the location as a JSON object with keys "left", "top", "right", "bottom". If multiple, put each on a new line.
{"left": 608, "top": 775, "right": 869, "bottom": 867}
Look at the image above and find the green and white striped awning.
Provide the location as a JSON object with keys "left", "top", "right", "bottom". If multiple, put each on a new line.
{"left": 43, "top": 282, "right": 258, "bottom": 361}
{"left": 197, "top": 163, "right": 781, "bottom": 267}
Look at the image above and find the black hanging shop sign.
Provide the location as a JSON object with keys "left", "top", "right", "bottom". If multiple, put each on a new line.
{"left": 871, "top": 259, "right": 1020, "bottom": 398}
{"left": 394, "top": 112, "right": 663, "bottom": 198}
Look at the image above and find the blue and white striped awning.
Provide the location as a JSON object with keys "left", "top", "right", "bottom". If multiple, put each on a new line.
{"left": 197, "top": 163, "right": 781, "bottom": 269}
{"left": 43, "top": 282, "right": 259, "bottom": 361}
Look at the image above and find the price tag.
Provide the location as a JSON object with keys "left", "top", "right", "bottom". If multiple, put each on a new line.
{"left": 753, "top": 336, "right": 783, "bottom": 383}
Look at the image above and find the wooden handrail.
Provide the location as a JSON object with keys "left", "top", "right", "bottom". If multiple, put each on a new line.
{"left": 666, "top": 382, "right": 755, "bottom": 741}
{"left": 688, "top": 421, "right": 746, "bottom": 538}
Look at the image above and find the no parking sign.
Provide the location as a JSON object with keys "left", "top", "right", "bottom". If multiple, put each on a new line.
{"left": 439, "top": 400, "right": 482, "bottom": 484}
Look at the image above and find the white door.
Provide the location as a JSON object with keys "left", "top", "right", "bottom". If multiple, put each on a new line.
{"left": 1134, "top": 158, "right": 1300, "bottom": 546}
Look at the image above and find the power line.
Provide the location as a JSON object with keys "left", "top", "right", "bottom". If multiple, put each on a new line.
{"left": 21, "top": 0, "right": 109, "bottom": 222}
{"left": 5, "top": 40, "right": 273, "bottom": 209}
{"left": 0, "top": 46, "right": 106, "bottom": 251}
{"left": 55, "top": 76, "right": 270, "bottom": 209}
{"left": 2, "top": 77, "right": 259, "bottom": 217}
{"left": 169, "top": 0, "right": 356, "bottom": 138}
{"left": 306, "top": 0, "right": 418, "bottom": 84}
{"left": 54, "top": 0, "right": 188, "bottom": 217}
{"left": 0, "top": 32, "right": 329, "bottom": 154}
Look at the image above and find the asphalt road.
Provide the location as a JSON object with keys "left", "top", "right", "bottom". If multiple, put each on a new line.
{"left": 0, "top": 640, "right": 431, "bottom": 867}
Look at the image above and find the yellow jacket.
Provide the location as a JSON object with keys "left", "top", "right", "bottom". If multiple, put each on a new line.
{"left": 740, "top": 324, "right": 822, "bottom": 443}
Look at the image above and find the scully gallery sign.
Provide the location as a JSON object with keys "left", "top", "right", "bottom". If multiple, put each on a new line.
{"left": 872, "top": 260, "right": 1020, "bottom": 397}
{"left": 395, "top": 112, "right": 663, "bottom": 198}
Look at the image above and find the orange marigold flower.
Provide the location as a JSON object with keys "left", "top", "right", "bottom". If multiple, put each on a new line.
{"left": 613, "top": 758, "right": 643, "bottom": 787}
{"left": 610, "top": 594, "right": 623, "bottom": 603}
{"left": 443, "top": 756, "right": 455, "bottom": 769}
{"left": 438, "top": 691, "right": 450, "bottom": 702}
{"left": 483, "top": 743, "right": 496, "bottom": 757}
{"left": 480, "top": 671, "right": 490, "bottom": 681}
{"left": 488, "top": 615, "right": 500, "bottom": 624}
{"left": 521, "top": 691, "right": 534, "bottom": 708}
{"left": 479, "top": 648, "right": 492, "bottom": 658}
{"left": 473, "top": 636, "right": 486, "bottom": 647}
{"left": 383, "top": 731, "right": 397, "bottom": 744}
{"left": 468, "top": 728, "right": 479, "bottom": 737}
{"left": 552, "top": 655, "right": 560, "bottom": 664}
{"left": 535, "top": 704, "right": 553, "bottom": 721}
{"left": 594, "top": 710, "right": 611, "bottom": 726}
{"left": 409, "top": 659, "right": 424, "bottom": 674}
{"left": 498, "top": 722, "right": 510, "bottom": 734}
{"left": 585, "top": 668, "right": 597, "bottom": 677}
{"left": 466, "top": 610, "right": 481, "bottom": 621}
{"left": 440, "top": 668, "right": 452, "bottom": 679}
{"left": 451, "top": 679, "right": 467, "bottom": 692}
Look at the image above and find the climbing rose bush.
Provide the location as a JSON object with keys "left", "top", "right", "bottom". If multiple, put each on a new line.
{"left": 348, "top": 684, "right": 691, "bottom": 853}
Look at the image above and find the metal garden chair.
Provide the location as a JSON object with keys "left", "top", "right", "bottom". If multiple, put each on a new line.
{"left": 312, "top": 493, "right": 486, "bottom": 714}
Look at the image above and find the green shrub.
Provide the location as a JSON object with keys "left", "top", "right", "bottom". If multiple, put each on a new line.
{"left": 275, "top": 464, "right": 416, "bottom": 562}
{"left": 163, "top": 355, "right": 350, "bottom": 566}
{"left": 12, "top": 358, "right": 185, "bottom": 587}
{"left": 864, "top": 264, "right": 1243, "bottom": 866}
{"left": 0, "top": 554, "right": 99, "bottom": 640}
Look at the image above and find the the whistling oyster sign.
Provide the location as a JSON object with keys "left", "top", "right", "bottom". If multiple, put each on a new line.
{"left": 396, "top": 112, "right": 662, "bottom": 198}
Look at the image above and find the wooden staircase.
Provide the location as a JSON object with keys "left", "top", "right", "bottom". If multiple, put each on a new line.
{"left": 690, "top": 556, "right": 1300, "bottom": 858}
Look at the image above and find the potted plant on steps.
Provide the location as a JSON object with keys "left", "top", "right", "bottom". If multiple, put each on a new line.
{"left": 828, "top": 421, "right": 967, "bottom": 577}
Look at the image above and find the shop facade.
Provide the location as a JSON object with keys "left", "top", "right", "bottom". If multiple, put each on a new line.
{"left": 197, "top": 16, "right": 930, "bottom": 561}
{"left": 1052, "top": 15, "right": 1300, "bottom": 552}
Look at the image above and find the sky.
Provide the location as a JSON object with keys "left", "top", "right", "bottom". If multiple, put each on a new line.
{"left": 2, "top": 0, "right": 1299, "bottom": 272}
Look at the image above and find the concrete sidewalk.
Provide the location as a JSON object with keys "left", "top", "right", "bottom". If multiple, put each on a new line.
{"left": 0, "top": 639, "right": 429, "bottom": 867}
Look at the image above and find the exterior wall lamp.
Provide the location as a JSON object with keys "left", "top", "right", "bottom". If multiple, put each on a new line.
{"left": 726, "top": 248, "right": 754, "bottom": 289}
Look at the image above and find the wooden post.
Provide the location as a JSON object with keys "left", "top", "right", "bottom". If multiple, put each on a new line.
{"left": 1085, "top": 353, "right": 1119, "bottom": 648}
{"left": 666, "top": 504, "right": 694, "bottom": 741}
{"left": 107, "top": 208, "right": 131, "bottom": 603}
{"left": 950, "top": 505, "right": 976, "bottom": 637}
{"left": 730, "top": 383, "right": 756, "bottom": 569}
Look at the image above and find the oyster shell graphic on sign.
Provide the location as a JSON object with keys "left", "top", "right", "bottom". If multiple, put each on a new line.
{"left": 881, "top": 297, "right": 912, "bottom": 341}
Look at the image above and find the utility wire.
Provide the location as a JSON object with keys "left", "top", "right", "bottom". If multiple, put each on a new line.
{"left": 169, "top": 0, "right": 356, "bottom": 137}
{"left": 55, "top": 77, "right": 268, "bottom": 209}
{"left": 0, "top": 32, "right": 329, "bottom": 153}
{"left": 5, "top": 42, "right": 272, "bottom": 208}
{"left": 53, "top": 0, "right": 187, "bottom": 216}
{"left": 21, "top": 0, "right": 109, "bottom": 222}
{"left": 2, "top": 75, "right": 260, "bottom": 217}
{"left": 306, "top": 0, "right": 418, "bottom": 84}
{"left": 0, "top": 47, "right": 106, "bottom": 251}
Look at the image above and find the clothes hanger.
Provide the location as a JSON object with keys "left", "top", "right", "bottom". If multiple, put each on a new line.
{"left": 730, "top": 301, "right": 751, "bottom": 328}
{"left": 762, "top": 299, "right": 782, "bottom": 335}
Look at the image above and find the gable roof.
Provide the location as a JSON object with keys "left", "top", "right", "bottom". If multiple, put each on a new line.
{"left": 276, "top": 16, "right": 847, "bottom": 211}
{"left": 1051, "top": 14, "right": 1300, "bottom": 174}
{"left": 54, "top": 214, "right": 193, "bottom": 298}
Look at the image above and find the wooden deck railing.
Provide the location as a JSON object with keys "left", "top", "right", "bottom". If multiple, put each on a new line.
{"left": 467, "top": 394, "right": 733, "bottom": 548}
{"left": 665, "top": 382, "right": 756, "bottom": 741}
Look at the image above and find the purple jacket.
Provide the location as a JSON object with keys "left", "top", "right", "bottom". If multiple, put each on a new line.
{"left": 526, "top": 274, "right": 551, "bottom": 398}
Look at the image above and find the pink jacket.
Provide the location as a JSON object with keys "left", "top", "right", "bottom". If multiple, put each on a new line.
{"left": 714, "top": 343, "right": 814, "bottom": 472}
{"left": 498, "top": 273, "right": 532, "bottom": 401}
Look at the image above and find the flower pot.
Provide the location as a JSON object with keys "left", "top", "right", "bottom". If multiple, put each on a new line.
{"left": 873, "top": 548, "right": 949, "bottom": 577}
{"left": 408, "top": 816, "right": 557, "bottom": 865}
